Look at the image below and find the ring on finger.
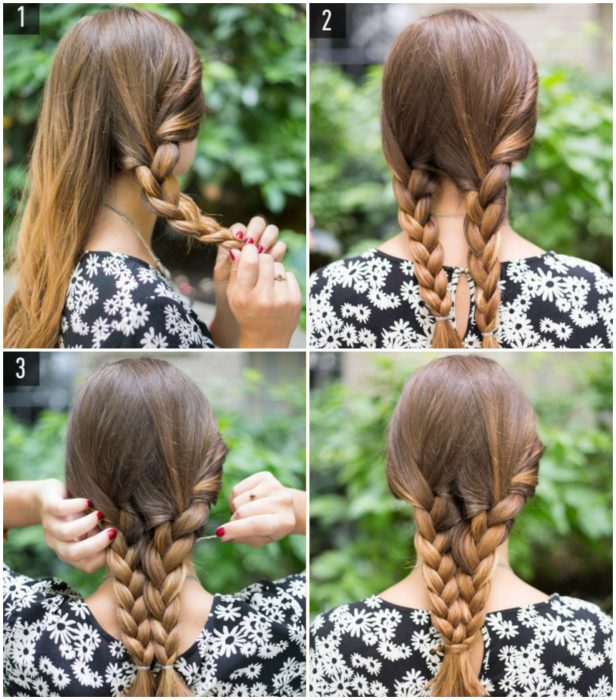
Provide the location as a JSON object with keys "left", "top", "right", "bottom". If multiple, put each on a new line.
{"left": 249, "top": 489, "right": 256, "bottom": 501}
{"left": 274, "top": 272, "right": 287, "bottom": 282}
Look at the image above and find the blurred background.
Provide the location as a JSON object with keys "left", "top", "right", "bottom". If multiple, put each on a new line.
{"left": 310, "top": 351, "right": 612, "bottom": 617}
{"left": 310, "top": 3, "right": 613, "bottom": 275}
{"left": 3, "top": 3, "right": 307, "bottom": 336}
{"left": 4, "top": 351, "right": 306, "bottom": 595}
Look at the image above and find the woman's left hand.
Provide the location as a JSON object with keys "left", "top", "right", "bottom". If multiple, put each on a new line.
{"left": 216, "top": 472, "right": 306, "bottom": 547}
{"left": 210, "top": 217, "right": 287, "bottom": 347}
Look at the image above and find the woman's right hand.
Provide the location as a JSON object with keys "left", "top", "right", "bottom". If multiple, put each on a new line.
{"left": 226, "top": 243, "right": 301, "bottom": 348}
{"left": 38, "top": 479, "right": 115, "bottom": 573}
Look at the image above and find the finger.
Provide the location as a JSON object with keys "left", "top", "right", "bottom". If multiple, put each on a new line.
{"left": 73, "top": 552, "right": 108, "bottom": 574}
{"left": 256, "top": 254, "right": 275, "bottom": 291}
{"left": 45, "top": 510, "right": 103, "bottom": 542}
{"left": 45, "top": 497, "right": 91, "bottom": 518}
{"left": 217, "top": 514, "right": 278, "bottom": 542}
{"left": 231, "top": 536, "right": 272, "bottom": 547}
{"left": 229, "top": 222, "right": 247, "bottom": 243}
{"left": 230, "top": 472, "right": 275, "bottom": 506}
{"left": 231, "top": 497, "right": 279, "bottom": 521}
{"left": 235, "top": 244, "right": 259, "bottom": 290}
{"left": 231, "top": 483, "right": 269, "bottom": 511}
{"left": 269, "top": 240, "right": 287, "bottom": 262}
{"left": 55, "top": 527, "right": 116, "bottom": 562}
{"left": 284, "top": 271, "right": 302, "bottom": 305}
{"left": 245, "top": 216, "right": 267, "bottom": 246}
{"left": 259, "top": 225, "right": 280, "bottom": 253}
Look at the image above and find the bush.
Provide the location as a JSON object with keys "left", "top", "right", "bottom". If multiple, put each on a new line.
{"left": 309, "top": 352, "right": 612, "bottom": 616}
{"left": 4, "top": 368, "right": 306, "bottom": 596}
{"left": 310, "top": 60, "right": 612, "bottom": 272}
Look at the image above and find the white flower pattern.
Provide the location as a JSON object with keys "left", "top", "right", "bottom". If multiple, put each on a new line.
{"left": 3, "top": 565, "right": 305, "bottom": 696}
{"left": 60, "top": 252, "right": 215, "bottom": 348}
{"left": 310, "top": 594, "right": 612, "bottom": 697}
{"left": 309, "top": 249, "right": 613, "bottom": 348}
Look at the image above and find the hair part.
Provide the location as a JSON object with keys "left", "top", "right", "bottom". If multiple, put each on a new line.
{"left": 5, "top": 7, "right": 236, "bottom": 348}
{"left": 387, "top": 355, "right": 544, "bottom": 696}
{"left": 65, "top": 358, "right": 228, "bottom": 696}
{"left": 381, "top": 9, "right": 538, "bottom": 348}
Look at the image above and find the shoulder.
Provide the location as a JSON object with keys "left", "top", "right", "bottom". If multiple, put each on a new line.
{"left": 310, "top": 249, "right": 404, "bottom": 292}
{"left": 510, "top": 251, "right": 612, "bottom": 292}
{"left": 223, "top": 572, "right": 306, "bottom": 619}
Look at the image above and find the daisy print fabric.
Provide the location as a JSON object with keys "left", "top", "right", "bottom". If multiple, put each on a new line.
{"left": 3, "top": 565, "right": 306, "bottom": 697}
{"left": 310, "top": 593, "right": 613, "bottom": 697}
{"left": 309, "top": 249, "right": 613, "bottom": 349}
{"left": 60, "top": 251, "right": 215, "bottom": 349}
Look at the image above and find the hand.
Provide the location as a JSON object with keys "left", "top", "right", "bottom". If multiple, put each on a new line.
{"left": 217, "top": 472, "right": 306, "bottom": 547}
{"left": 211, "top": 217, "right": 288, "bottom": 348}
{"left": 225, "top": 244, "right": 301, "bottom": 348}
{"left": 38, "top": 479, "right": 115, "bottom": 574}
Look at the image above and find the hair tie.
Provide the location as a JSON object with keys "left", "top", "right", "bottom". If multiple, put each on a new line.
{"left": 135, "top": 665, "right": 151, "bottom": 671}
{"left": 482, "top": 330, "right": 497, "bottom": 337}
{"left": 434, "top": 316, "right": 450, "bottom": 322}
{"left": 161, "top": 664, "right": 175, "bottom": 670}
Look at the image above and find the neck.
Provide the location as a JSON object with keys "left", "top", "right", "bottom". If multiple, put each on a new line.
{"left": 85, "top": 171, "right": 158, "bottom": 260}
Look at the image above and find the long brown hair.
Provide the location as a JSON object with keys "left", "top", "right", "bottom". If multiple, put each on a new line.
{"left": 387, "top": 356, "right": 544, "bottom": 696}
{"left": 5, "top": 7, "right": 235, "bottom": 348}
{"left": 65, "top": 358, "right": 227, "bottom": 696}
{"left": 381, "top": 9, "right": 538, "bottom": 348}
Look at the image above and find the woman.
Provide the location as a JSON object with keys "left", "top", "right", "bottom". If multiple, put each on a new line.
{"left": 3, "top": 359, "right": 306, "bottom": 696}
{"left": 310, "top": 356, "right": 612, "bottom": 697}
{"left": 4, "top": 7, "right": 301, "bottom": 349}
{"left": 309, "top": 9, "right": 612, "bottom": 349}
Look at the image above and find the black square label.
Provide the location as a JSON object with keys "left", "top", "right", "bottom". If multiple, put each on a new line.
{"left": 4, "top": 352, "right": 40, "bottom": 387}
{"left": 4, "top": 4, "right": 40, "bottom": 35}
{"left": 310, "top": 4, "right": 346, "bottom": 40}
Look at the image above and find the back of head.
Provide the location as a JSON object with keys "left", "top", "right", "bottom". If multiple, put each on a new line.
{"left": 66, "top": 358, "right": 227, "bottom": 696}
{"left": 387, "top": 355, "right": 544, "bottom": 696}
{"left": 381, "top": 9, "right": 538, "bottom": 348}
{"left": 5, "top": 7, "right": 233, "bottom": 348}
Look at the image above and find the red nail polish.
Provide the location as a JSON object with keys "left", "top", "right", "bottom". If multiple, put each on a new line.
{"left": 108, "top": 528, "right": 117, "bottom": 541}
{"left": 96, "top": 511, "right": 104, "bottom": 521}
{"left": 235, "top": 230, "right": 245, "bottom": 240}
{"left": 229, "top": 250, "right": 236, "bottom": 261}
{"left": 215, "top": 527, "right": 225, "bottom": 538}
{"left": 246, "top": 237, "right": 255, "bottom": 245}
{"left": 257, "top": 245, "right": 264, "bottom": 253}
{"left": 86, "top": 499, "right": 93, "bottom": 509}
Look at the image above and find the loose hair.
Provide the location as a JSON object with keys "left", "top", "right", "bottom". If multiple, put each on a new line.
{"left": 5, "top": 7, "right": 235, "bottom": 348}
{"left": 65, "top": 358, "right": 227, "bottom": 696}
{"left": 381, "top": 9, "right": 538, "bottom": 348}
{"left": 387, "top": 356, "right": 544, "bottom": 696}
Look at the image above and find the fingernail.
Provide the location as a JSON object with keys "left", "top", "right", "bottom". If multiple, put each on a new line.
{"left": 96, "top": 511, "right": 104, "bottom": 521}
{"left": 215, "top": 527, "right": 225, "bottom": 538}
{"left": 108, "top": 528, "right": 117, "bottom": 541}
{"left": 86, "top": 499, "right": 93, "bottom": 509}
{"left": 246, "top": 237, "right": 255, "bottom": 245}
{"left": 257, "top": 244, "right": 264, "bottom": 253}
{"left": 229, "top": 250, "right": 236, "bottom": 261}
{"left": 235, "top": 229, "right": 245, "bottom": 240}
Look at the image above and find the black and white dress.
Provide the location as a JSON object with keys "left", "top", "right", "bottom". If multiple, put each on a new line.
{"left": 60, "top": 251, "right": 215, "bottom": 349}
{"left": 309, "top": 249, "right": 613, "bottom": 349}
{"left": 3, "top": 565, "right": 305, "bottom": 697}
{"left": 310, "top": 594, "right": 613, "bottom": 697}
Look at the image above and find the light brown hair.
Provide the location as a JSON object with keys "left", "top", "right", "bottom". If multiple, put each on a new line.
{"left": 381, "top": 9, "right": 538, "bottom": 348}
{"left": 65, "top": 358, "right": 227, "bottom": 696}
{"left": 5, "top": 7, "right": 235, "bottom": 348}
{"left": 387, "top": 355, "right": 544, "bottom": 696}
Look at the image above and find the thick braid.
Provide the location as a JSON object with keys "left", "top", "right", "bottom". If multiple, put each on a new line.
{"left": 464, "top": 162, "right": 511, "bottom": 348}
{"left": 142, "top": 500, "right": 210, "bottom": 696}
{"left": 123, "top": 140, "right": 236, "bottom": 250}
{"left": 394, "top": 170, "right": 463, "bottom": 348}
{"left": 106, "top": 512, "right": 155, "bottom": 697}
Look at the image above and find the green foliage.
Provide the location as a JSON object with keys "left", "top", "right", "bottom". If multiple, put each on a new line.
{"left": 4, "top": 3, "right": 306, "bottom": 258}
{"left": 4, "top": 369, "right": 305, "bottom": 596}
{"left": 310, "top": 353, "right": 612, "bottom": 616}
{"left": 310, "top": 60, "right": 612, "bottom": 271}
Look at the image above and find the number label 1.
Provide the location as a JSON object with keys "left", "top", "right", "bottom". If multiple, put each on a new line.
{"left": 3, "top": 3, "right": 40, "bottom": 35}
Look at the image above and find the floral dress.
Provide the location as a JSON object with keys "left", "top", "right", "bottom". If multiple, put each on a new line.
{"left": 3, "top": 565, "right": 305, "bottom": 697}
{"left": 310, "top": 593, "right": 613, "bottom": 697}
{"left": 60, "top": 251, "right": 215, "bottom": 349}
{"left": 309, "top": 249, "right": 613, "bottom": 348}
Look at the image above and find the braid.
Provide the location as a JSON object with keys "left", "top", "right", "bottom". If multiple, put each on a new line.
{"left": 394, "top": 169, "right": 463, "bottom": 348}
{"left": 464, "top": 162, "right": 511, "bottom": 348}
{"left": 142, "top": 501, "right": 210, "bottom": 697}
{"left": 106, "top": 512, "right": 155, "bottom": 697}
